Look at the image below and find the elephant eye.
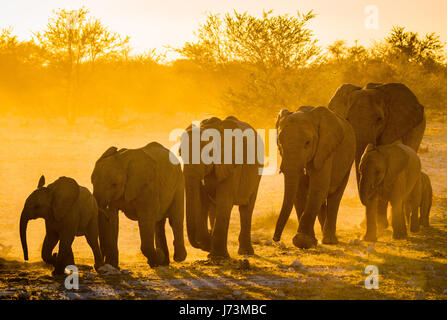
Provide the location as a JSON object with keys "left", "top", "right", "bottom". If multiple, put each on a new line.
{"left": 305, "top": 140, "right": 310, "bottom": 147}
{"left": 377, "top": 116, "right": 383, "bottom": 123}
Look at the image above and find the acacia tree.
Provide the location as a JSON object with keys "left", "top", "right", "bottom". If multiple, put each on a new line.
{"left": 178, "top": 10, "right": 321, "bottom": 121}
{"left": 34, "top": 8, "right": 130, "bottom": 122}
{"left": 385, "top": 26, "right": 444, "bottom": 66}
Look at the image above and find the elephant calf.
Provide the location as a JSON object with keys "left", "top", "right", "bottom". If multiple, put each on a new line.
{"left": 359, "top": 142, "right": 422, "bottom": 241}
{"left": 405, "top": 172, "right": 433, "bottom": 231}
{"left": 20, "top": 176, "right": 103, "bottom": 275}
{"left": 91, "top": 142, "right": 186, "bottom": 268}
{"left": 273, "top": 106, "right": 355, "bottom": 249}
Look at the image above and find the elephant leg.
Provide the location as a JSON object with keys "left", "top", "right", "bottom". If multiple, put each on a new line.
{"left": 98, "top": 209, "right": 119, "bottom": 268}
{"left": 168, "top": 185, "right": 186, "bottom": 262}
{"left": 210, "top": 180, "right": 233, "bottom": 258}
{"left": 66, "top": 247, "right": 75, "bottom": 266}
{"left": 208, "top": 203, "right": 216, "bottom": 232}
{"left": 138, "top": 216, "right": 164, "bottom": 268}
{"left": 155, "top": 218, "right": 170, "bottom": 265}
{"left": 294, "top": 163, "right": 332, "bottom": 249}
{"left": 377, "top": 197, "right": 389, "bottom": 230}
{"left": 318, "top": 202, "right": 327, "bottom": 234}
{"left": 85, "top": 219, "right": 104, "bottom": 271}
{"left": 53, "top": 234, "right": 75, "bottom": 275}
{"left": 238, "top": 191, "right": 257, "bottom": 256}
{"left": 404, "top": 202, "right": 410, "bottom": 226}
{"left": 41, "top": 232, "right": 59, "bottom": 266}
{"left": 322, "top": 172, "right": 349, "bottom": 245}
{"left": 363, "top": 196, "right": 378, "bottom": 242}
{"left": 294, "top": 191, "right": 326, "bottom": 249}
{"left": 420, "top": 201, "right": 431, "bottom": 227}
{"left": 198, "top": 188, "right": 212, "bottom": 251}
{"left": 409, "top": 204, "right": 420, "bottom": 233}
{"left": 391, "top": 200, "right": 407, "bottom": 239}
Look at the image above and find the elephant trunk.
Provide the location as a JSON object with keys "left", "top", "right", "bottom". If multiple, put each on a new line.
{"left": 20, "top": 210, "right": 29, "bottom": 261}
{"left": 273, "top": 170, "right": 300, "bottom": 241}
{"left": 354, "top": 132, "right": 375, "bottom": 186}
{"left": 359, "top": 177, "right": 375, "bottom": 206}
{"left": 184, "top": 176, "right": 210, "bottom": 251}
{"left": 93, "top": 190, "right": 106, "bottom": 208}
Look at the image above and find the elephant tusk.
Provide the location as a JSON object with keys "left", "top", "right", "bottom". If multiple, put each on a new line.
{"left": 99, "top": 207, "right": 112, "bottom": 221}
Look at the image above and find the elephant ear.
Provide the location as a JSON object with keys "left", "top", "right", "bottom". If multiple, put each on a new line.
{"left": 365, "top": 82, "right": 383, "bottom": 89}
{"left": 312, "top": 107, "right": 344, "bottom": 170}
{"left": 375, "top": 83, "right": 425, "bottom": 145}
{"left": 124, "top": 152, "right": 159, "bottom": 212}
{"left": 37, "top": 175, "right": 45, "bottom": 189}
{"left": 363, "top": 143, "right": 376, "bottom": 157}
{"left": 380, "top": 144, "right": 409, "bottom": 193}
{"left": 214, "top": 117, "right": 239, "bottom": 182}
{"left": 98, "top": 147, "right": 118, "bottom": 161}
{"left": 276, "top": 109, "right": 292, "bottom": 130}
{"left": 328, "top": 84, "right": 361, "bottom": 118}
{"left": 297, "top": 106, "right": 315, "bottom": 113}
{"left": 48, "top": 177, "right": 80, "bottom": 221}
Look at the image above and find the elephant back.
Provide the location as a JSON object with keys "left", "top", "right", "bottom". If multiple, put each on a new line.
{"left": 73, "top": 186, "right": 98, "bottom": 236}
{"left": 141, "top": 142, "right": 184, "bottom": 210}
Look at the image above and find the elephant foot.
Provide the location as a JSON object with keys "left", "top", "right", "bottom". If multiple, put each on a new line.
{"left": 238, "top": 244, "right": 255, "bottom": 256}
{"left": 359, "top": 218, "right": 366, "bottom": 229}
{"left": 392, "top": 229, "right": 407, "bottom": 240}
{"left": 292, "top": 233, "right": 317, "bottom": 249}
{"left": 147, "top": 248, "right": 166, "bottom": 268}
{"left": 159, "top": 256, "right": 170, "bottom": 266}
{"left": 377, "top": 218, "right": 389, "bottom": 230}
{"left": 44, "top": 253, "right": 58, "bottom": 267}
{"left": 363, "top": 232, "right": 377, "bottom": 242}
{"left": 322, "top": 234, "right": 338, "bottom": 245}
{"left": 273, "top": 231, "right": 282, "bottom": 242}
{"left": 197, "top": 238, "right": 212, "bottom": 252}
{"left": 51, "top": 267, "right": 66, "bottom": 277}
{"left": 94, "top": 262, "right": 105, "bottom": 273}
{"left": 104, "top": 257, "right": 119, "bottom": 270}
{"left": 174, "top": 247, "right": 187, "bottom": 262}
{"left": 410, "top": 217, "right": 420, "bottom": 233}
{"left": 208, "top": 250, "right": 230, "bottom": 260}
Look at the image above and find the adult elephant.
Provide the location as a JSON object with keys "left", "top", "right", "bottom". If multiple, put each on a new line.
{"left": 273, "top": 106, "right": 355, "bottom": 248}
{"left": 91, "top": 142, "right": 186, "bottom": 268}
{"left": 180, "top": 116, "right": 263, "bottom": 258}
{"left": 328, "top": 83, "right": 426, "bottom": 230}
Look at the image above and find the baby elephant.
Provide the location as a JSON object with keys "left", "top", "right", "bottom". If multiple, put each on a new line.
{"left": 20, "top": 176, "right": 104, "bottom": 275}
{"left": 405, "top": 172, "right": 433, "bottom": 231}
{"left": 359, "top": 142, "right": 421, "bottom": 241}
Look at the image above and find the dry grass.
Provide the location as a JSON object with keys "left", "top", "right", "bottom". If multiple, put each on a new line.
{"left": 0, "top": 115, "right": 446, "bottom": 300}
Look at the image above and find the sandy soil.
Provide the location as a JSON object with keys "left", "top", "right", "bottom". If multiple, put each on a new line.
{"left": 0, "top": 116, "right": 446, "bottom": 300}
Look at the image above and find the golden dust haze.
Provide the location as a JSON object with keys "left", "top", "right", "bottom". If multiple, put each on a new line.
{"left": 2, "top": 0, "right": 447, "bottom": 54}
{"left": 0, "top": 0, "right": 446, "bottom": 300}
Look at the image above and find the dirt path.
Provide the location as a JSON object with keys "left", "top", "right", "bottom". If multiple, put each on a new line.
{"left": 0, "top": 117, "right": 446, "bottom": 300}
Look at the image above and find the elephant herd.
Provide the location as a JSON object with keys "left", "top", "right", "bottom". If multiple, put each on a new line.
{"left": 19, "top": 82, "right": 432, "bottom": 275}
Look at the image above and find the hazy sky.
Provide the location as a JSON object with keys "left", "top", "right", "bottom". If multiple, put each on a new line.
{"left": 1, "top": 0, "right": 446, "bottom": 56}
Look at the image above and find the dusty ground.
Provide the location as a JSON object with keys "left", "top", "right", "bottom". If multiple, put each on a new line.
{"left": 0, "top": 115, "right": 446, "bottom": 300}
